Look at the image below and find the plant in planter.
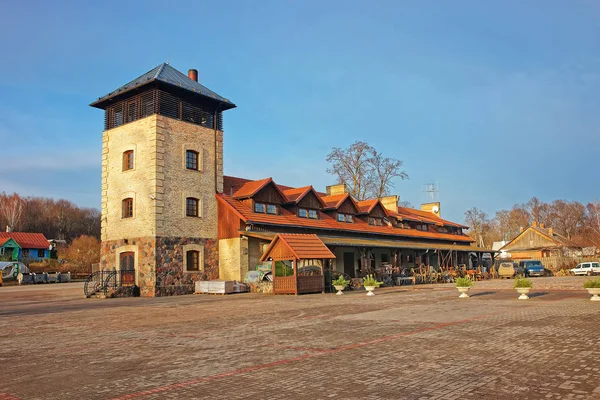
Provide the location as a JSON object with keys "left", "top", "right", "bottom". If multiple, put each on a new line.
{"left": 583, "top": 277, "right": 600, "bottom": 301}
{"left": 362, "top": 274, "right": 383, "bottom": 296}
{"left": 332, "top": 275, "right": 351, "bottom": 295}
{"left": 455, "top": 277, "right": 473, "bottom": 298}
{"left": 514, "top": 278, "right": 533, "bottom": 300}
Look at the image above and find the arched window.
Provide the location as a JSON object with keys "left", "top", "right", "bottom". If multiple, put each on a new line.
{"left": 186, "top": 197, "right": 199, "bottom": 217}
{"left": 122, "top": 198, "right": 133, "bottom": 218}
{"left": 186, "top": 250, "right": 200, "bottom": 271}
{"left": 122, "top": 150, "right": 134, "bottom": 171}
{"left": 186, "top": 150, "right": 199, "bottom": 170}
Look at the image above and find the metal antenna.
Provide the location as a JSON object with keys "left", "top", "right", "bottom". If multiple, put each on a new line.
{"left": 423, "top": 183, "right": 439, "bottom": 202}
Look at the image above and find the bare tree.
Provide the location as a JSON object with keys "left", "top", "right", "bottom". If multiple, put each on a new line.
{"left": 326, "top": 141, "right": 408, "bottom": 200}
{"left": 369, "top": 150, "right": 408, "bottom": 198}
{"left": 0, "top": 193, "right": 24, "bottom": 232}
{"left": 464, "top": 207, "right": 488, "bottom": 247}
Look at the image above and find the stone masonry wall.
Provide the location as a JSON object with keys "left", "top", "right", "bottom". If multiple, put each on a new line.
{"left": 102, "top": 116, "right": 160, "bottom": 242}
{"left": 100, "top": 237, "right": 157, "bottom": 297}
{"left": 100, "top": 236, "right": 218, "bottom": 297}
{"left": 155, "top": 236, "right": 218, "bottom": 296}
{"left": 155, "top": 115, "right": 221, "bottom": 239}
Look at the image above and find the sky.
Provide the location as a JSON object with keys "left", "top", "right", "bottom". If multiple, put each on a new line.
{"left": 0, "top": 0, "right": 599, "bottom": 223}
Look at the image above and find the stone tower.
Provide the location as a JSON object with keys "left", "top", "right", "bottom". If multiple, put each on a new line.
{"left": 90, "top": 64, "right": 236, "bottom": 296}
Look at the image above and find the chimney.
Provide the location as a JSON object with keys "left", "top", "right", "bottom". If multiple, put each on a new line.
{"left": 188, "top": 69, "right": 198, "bottom": 82}
{"left": 326, "top": 184, "right": 348, "bottom": 196}
{"left": 549, "top": 228, "right": 553, "bottom": 236}
{"left": 421, "top": 202, "right": 441, "bottom": 217}
{"left": 540, "top": 223, "right": 545, "bottom": 229}
{"left": 519, "top": 226, "right": 524, "bottom": 233}
{"left": 380, "top": 195, "right": 398, "bottom": 212}
{"left": 5, "top": 225, "right": 10, "bottom": 233}
{"left": 532, "top": 221, "right": 538, "bottom": 228}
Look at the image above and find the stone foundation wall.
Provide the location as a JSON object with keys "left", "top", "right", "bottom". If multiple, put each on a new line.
{"left": 154, "top": 236, "right": 218, "bottom": 297}
{"left": 100, "top": 237, "right": 157, "bottom": 297}
{"left": 100, "top": 236, "right": 218, "bottom": 297}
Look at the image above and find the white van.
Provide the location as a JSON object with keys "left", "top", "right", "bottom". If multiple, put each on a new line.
{"left": 570, "top": 262, "right": 600, "bottom": 276}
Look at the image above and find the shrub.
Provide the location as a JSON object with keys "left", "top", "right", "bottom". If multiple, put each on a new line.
{"left": 583, "top": 278, "right": 600, "bottom": 289}
{"left": 362, "top": 274, "right": 383, "bottom": 288}
{"left": 332, "top": 275, "right": 350, "bottom": 286}
{"left": 514, "top": 278, "right": 533, "bottom": 288}
{"left": 455, "top": 277, "right": 473, "bottom": 287}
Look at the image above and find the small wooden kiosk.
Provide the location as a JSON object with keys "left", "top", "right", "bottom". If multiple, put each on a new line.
{"left": 260, "top": 234, "right": 336, "bottom": 295}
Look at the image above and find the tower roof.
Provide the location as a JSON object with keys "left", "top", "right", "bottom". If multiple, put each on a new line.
{"left": 90, "top": 63, "right": 236, "bottom": 110}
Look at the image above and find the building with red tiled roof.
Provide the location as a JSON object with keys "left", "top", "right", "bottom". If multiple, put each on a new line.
{"left": 0, "top": 232, "right": 50, "bottom": 261}
{"left": 218, "top": 176, "right": 492, "bottom": 281}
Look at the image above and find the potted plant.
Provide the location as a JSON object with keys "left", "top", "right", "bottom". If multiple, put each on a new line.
{"left": 332, "top": 275, "right": 350, "bottom": 295}
{"left": 514, "top": 278, "right": 533, "bottom": 300}
{"left": 455, "top": 277, "right": 473, "bottom": 298}
{"left": 583, "top": 277, "right": 600, "bottom": 301}
{"left": 362, "top": 274, "right": 383, "bottom": 296}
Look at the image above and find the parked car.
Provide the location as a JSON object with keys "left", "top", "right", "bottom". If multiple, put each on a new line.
{"left": 0, "top": 262, "right": 30, "bottom": 281}
{"left": 497, "top": 262, "right": 524, "bottom": 279}
{"left": 570, "top": 262, "right": 600, "bottom": 276}
{"left": 519, "top": 260, "right": 546, "bottom": 277}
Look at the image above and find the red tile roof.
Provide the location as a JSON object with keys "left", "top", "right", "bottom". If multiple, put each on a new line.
{"left": 260, "top": 234, "right": 336, "bottom": 261}
{"left": 282, "top": 186, "right": 312, "bottom": 202}
{"left": 0, "top": 238, "right": 9, "bottom": 246}
{"left": 232, "top": 177, "right": 273, "bottom": 199}
{"left": 320, "top": 193, "right": 360, "bottom": 212}
{"left": 217, "top": 194, "right": 473, "bottom": 243}
{"left": 0, "top": 232, "right": 49, "bottom": 249}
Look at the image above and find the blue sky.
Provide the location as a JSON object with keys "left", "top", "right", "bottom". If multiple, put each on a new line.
{"left": 1, "top": 0, "right": 599, "bottom": 223}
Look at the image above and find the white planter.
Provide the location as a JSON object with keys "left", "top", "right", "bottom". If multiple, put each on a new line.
{"left": 587, "top": 288, "right": 600, "bottom": 301}
{"left": 457, "top": 287, "right": 471, "bottom": 298}
{"left": 334, "top": 285, "right": 346, "bottom": 295}
{"left": 365, "top": 285, "right": 376, "bottom": 296}
{"left": 516, "top": 287, "right": 531, "bottom": 300}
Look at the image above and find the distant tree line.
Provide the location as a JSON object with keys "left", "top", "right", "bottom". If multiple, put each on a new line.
{"left": 464, "top": 197, "right": 600, "bottom": 248}
{"left": 0, "top": 192, "right": 100, "bottom": 241}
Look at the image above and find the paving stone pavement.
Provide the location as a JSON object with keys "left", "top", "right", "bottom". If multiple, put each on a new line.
{"left": 0, "top": 278, "right": 599, "bottom": 399}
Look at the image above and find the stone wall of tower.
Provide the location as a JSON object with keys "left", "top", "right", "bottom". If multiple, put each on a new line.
{"left": 100, "top": 114, "right": 223, "bottom": 297}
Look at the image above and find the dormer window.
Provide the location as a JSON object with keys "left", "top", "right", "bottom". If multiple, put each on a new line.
{"left": 369, "top": 217, "right": 383, "bottom": 226}
{"left": 299, "top": 208, "right": 318, "bottom": 219}
{"left": 416, "top": 224, "right": 428, "bottom": 231}
{"left": 255, "top": 203, "right": 277, "bottom": 215}
{"left": 337, "top": 213, "right": 353, "bottom": 223}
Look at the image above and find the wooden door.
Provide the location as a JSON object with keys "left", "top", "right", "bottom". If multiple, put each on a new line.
{"left": 120, "top": 252, "right": 135, "bottom": 286}
{"left": 343, "top": 252, "right": 355, "bottom": 278}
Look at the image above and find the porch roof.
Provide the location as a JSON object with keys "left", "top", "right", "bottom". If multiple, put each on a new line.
{"left": 259, "top": 234, "right": 336, "bottom": 262}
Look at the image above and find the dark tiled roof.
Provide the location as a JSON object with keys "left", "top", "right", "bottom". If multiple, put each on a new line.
{"left": 90, "top": 63, "right": 235, "bottom": 108}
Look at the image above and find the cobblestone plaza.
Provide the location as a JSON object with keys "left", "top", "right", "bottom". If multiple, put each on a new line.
{"left": 1, "top": 277, "right": 599, "bottom": 399}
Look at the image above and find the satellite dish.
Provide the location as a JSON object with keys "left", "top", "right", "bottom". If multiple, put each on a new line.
{"left": 432, "top": 205, "right": 439, "bottom": 214}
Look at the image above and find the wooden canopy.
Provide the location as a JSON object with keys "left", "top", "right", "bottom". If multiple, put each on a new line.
{"left": 260, "top": 234, "right": 335, "bottom": 262}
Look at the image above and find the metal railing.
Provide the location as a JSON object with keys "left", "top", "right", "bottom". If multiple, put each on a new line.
{"left": 84, "top": 270, "right": 135, "bottom": 298}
